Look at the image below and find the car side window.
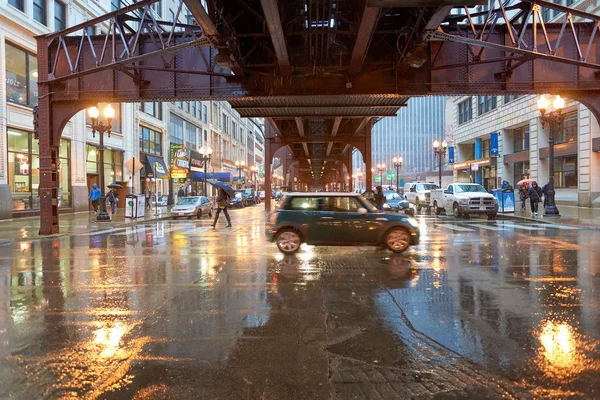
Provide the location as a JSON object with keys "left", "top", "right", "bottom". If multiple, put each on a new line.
{"left": 321, "top": 196, "right": 361, "bottom": 212}
{"left": 288, "top": 197, "right": 320, "bottom": 210}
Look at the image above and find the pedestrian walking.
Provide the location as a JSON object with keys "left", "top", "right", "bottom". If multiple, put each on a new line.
{"left": 526, "top": 181, "right": 543, "bottom": 216}
{"left": 145, "top": 188, "right": 152, "bottom": 209}
{"left": 89, "top": 183, "right": 101, "bottom": 214}
{"left": 211, "top": 187, "right": 232, "bottom": 228}
{"left": 106, "top": 188, "right": 118, "bottom": 214}
{"left": 374, "top": 186, "right": 386, "bottom": 211}
{"left": 177, "top": 187, "right": 185, "bottom": 202}
{"left": 518, "top": 184, "right": 528, "bottom": 211}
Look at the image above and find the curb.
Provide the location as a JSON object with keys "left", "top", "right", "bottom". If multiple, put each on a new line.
{"left": 496, "top": 213, "right": 600, "bottom": 230}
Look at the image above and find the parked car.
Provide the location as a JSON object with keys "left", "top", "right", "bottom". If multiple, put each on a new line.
{"left": 361, "top": 190, "right": 413, "bottom": 216}
{"left": 152, "top": 195, "right": 168, "bottom": 207}
{"left": 237, "top": 189, "right": 259, "bottom": 205}
{"left": 258, "top": 191, "right": 266, "bottom": 201}
{"left": 403, "top": 182, "right": 440, "bottom": 213}
{"left": 266, "top": 192, "right": 420, "bottom": 255}
{"left": 431, "top": 183, "right": 498, "bottom": 219}
{"left": 273, "top": 190, "right": 283, "bottom": 200}
{"left": 171, "top": 196, "right": 213, "bottom": 219}
{"left": 230, "top": 192, "right": 248, "bottom": 208}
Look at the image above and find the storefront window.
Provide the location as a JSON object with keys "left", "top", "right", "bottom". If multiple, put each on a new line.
{"left": 482, "top": 139, "right": 490, "bottom": 158}
{"left": 87, "top": 144, "right": 98, "bottom": 173}
{"left": 5, "top": 43, "right": 38, "bottom": 107}
{"left": 554, "top": 157, "right": 577, "bottom": 188}
{"left": 8, "top": 129, "right": 69, "bottom": 210}
{"left": 554, "top": 112, "right": 577, "bottom": 144}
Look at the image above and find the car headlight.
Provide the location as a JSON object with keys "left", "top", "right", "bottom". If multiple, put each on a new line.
{"left": 459, "top": 198, "right": 469, "bottom": 205}
{"left": 493, "top": 198, "right": 498, "bottom": 204}
{"left": 406, "top": 218, "right": 419, "bottom": 228}
{"left": 418, "top": 194, "right": 426, "bottom": 200}
{"left": 383, "top": 203, "right": 391, "bottom": 209}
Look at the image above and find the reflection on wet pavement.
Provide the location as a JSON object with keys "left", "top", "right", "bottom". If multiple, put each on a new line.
{"left": 0, "top": 208, "right": 599, "bottom": 398}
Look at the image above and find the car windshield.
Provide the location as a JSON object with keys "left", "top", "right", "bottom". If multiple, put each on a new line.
{"left": 234, "top": 193, "right": 243, "bottom": 199}
{"left": 416, "top": 184, "right": 439, "bottom": 191}
{"left": 178, "top": 197, "right": 200, "bottom": 205}
{"left": 241, "top": 189, "right": 252, "bottom": 195}
{"left": 455, "top": 184, "right": 488, "bottom": 193}
{"left": 385, "top": 192, "right": 401, "bottom": 200}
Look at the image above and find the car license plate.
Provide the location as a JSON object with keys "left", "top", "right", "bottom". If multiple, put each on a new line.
{"left": 479, "top": 206, "right": 486, "bottom": 210}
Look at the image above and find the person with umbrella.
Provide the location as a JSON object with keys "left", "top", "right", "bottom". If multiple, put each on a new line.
{"left": 106, "top": 183, "right": 121, "bottom": 215}
{"left": 211, "top": 187, "right": 232, "bottom": 228}
{"left": 526, "top": 181, "right": 543, "bottom": 217}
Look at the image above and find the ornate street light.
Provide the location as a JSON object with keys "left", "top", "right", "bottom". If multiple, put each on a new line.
{"left": 537, "top": 94, "right": 564, "bottom": 216}
{"left": 376, "top": 163, "right": 386, "bottom": 186}
{"left": 392, "top": 156, "right": 403, "bottom": 194}
{"left": 198, "top": 145, "right": 213, "bottom": 196}
{"left": 433, "top": 139, "right": 448, "bottom": 188}
{"left": 250, "top": 165, "right": 259, "bottom": 192}
{"left": 235, "top": 160, "right": 245, "bottom": 188}
{"left": 88, "top": 104, "right": 114, "bottom": 222}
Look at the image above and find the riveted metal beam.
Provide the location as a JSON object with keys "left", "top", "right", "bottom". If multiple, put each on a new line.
{"left": 260, "top": 0, "right": 291, "bottom": 76}
{"left": 349, "top": 4, "right": 380, "bottom": 76}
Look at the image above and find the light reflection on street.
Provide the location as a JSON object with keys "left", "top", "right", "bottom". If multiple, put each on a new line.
{"left": 94, "top": 321, "right": 127, "bottom": 358}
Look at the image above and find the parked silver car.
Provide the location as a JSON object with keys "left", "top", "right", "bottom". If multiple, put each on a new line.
{"left": 171, "top": 196, "right": 213, "bottom": 219}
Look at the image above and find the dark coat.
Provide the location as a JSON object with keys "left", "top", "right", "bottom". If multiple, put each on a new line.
{"left": 527, "top": 185, "right": 542, "bottom": 202}
{"left": 177, "top": 189, "right": 185, "bottom": 197}
{"left": 374, "top": 188, "right": 386, "bottom": 207}
{"left": 216, "top": 190, "right": 229, "bottom": 207}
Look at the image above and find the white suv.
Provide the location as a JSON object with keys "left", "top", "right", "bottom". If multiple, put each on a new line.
{"left": 403, "top": 182, "right": 440, "bottom": 213}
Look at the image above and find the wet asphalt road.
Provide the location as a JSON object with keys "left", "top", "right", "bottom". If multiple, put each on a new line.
{"left": 1, "top": 206, "right": 599, "bottom": 399}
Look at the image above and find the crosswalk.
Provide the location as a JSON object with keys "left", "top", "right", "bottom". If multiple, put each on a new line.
{"left": 434, "top": 220, "right": 580, "bottom": 233}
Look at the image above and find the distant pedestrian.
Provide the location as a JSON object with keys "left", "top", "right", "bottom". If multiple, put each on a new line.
{"left": 177, "top": 187, "right": 185, "bottom": 201}
{"left": 501, "top": 180, "right": 513, "bottom": 191}
{"left": 211, "top": 188, "right": 232, "bottom": 228}
{"left": 527, "top": 181, "right": 543, "bottom": 216}
{"left": 89, "top": 183, "right": 101, "bottom": 213}
{"left": 519, "top": 184, "right": 528, "bottom": 211}
{"left": 106, "top": 188, "right": 118, "bottom": 214}
{"left": 374, "top": 186, "right": 386, "bottom": 211}
{"left": 145, "top": 188, "right": 152, "bottom": 209}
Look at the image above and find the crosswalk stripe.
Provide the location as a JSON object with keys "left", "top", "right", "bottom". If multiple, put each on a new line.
{"left": 530, "top": 223, "right": 580, "bottom": 230}
{"left": 497, "top": 223, "right": 545, "bottom": 231}
{"left": 438, "top": 224, "right": 475, "bottom": 232}
{"left": 465, "top": 224, "right": 504, "bottom": 231}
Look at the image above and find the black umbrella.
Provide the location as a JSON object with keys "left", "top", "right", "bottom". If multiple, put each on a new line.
{"left": 207, "top": 179, "right": 235, "bottom": 197}
{"left": 107, "top": 183, "right": 122, "bottom": 189}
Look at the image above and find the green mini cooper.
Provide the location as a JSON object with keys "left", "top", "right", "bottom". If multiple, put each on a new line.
{"left": 266, "top": 193, "right": 420, "bottom": 255}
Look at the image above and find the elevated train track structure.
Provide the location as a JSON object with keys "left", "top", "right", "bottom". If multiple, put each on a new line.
{"left": 37, "top": 0, "right": 600, "bottom": 234}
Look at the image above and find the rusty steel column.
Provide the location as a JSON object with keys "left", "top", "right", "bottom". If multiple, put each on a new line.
{"left": 37, "top": 36, "right": 60, "bottom": 235}
{"left": 347, "top": 152, "right": 353, "bottom": 192}
{"left": 264, "top": 137, "right": 273, "bottom": 212}
{"left": 365, "top": 124, "right": 373, "bottom": 191}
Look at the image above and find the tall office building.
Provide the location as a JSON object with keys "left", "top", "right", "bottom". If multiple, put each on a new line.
{"left": 353, "top": 96, "right": 447, "bottom": 182}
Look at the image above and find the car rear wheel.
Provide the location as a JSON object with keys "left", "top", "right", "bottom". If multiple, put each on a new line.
{"left": 416, "top": 199, "right": 422, "bottom": 213}
{"left": 276, "top": 230, "right": 302, "bottom": 254}
{"left": 385, "top": 228, "right": 411, "bottom": 253}
{"left": 433, "top": 201, "right": 442, "bottom": 216}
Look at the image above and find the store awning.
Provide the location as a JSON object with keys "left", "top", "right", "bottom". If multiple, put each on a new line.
{"left": 192, "top": 172, "right": 233, "bottom": 182}
{"left": 146, "top": 155, "right": 170, "bottom": 179}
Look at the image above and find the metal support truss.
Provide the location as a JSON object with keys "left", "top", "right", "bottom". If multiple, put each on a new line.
{"left": 431, "top": 0, "right": 600, "bottom": 70}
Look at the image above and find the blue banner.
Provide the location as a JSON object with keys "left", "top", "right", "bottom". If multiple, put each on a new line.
{"left": 448, "top": 146, "right": 455, "bottom": 164}
{"left": 490, "top": 132, "right": 499, "bottom": 156}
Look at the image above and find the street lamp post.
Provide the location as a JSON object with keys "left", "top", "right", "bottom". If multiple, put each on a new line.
{"left": 433, "top": 139, "right": 448, "bottom": 188}
{"left": 88, "top": 104, "right": 115, "bottom": 222}
{"left": 537, "top": 95, "right": 564, "bottom": 216}
{"left": 357, "top": 171, "right": 363, "bottom": 191}
{"left": 376, "top": 163, "right": 385, "bottom": 187}
{"left": 198, "top": 145, "right": 213, "bottom": 197}
{"left": 392, "top": 156, "right": 403, "bottom": 193}
{"left": 235, "top": 160, "right": 245, "bottom": 189}
{"left": 250, "top": 165, "right": 259, "bottom": 193}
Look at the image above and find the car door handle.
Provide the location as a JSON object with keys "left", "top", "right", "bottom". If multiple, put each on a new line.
{"left": 376, "top": 218, "right": 389, "bottom": 221}
{"left": 320, "top": 217, "right": 334, "bottom": 220}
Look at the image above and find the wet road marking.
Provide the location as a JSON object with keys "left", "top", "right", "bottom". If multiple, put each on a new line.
{"left": 81, "top": 227, "right": 127, "bottom": 236}
{"left": 438, "top": 224, "right": 476, "bottom": 232}
{"left": 499, "top": 223, "right": 545, "bottom": 231}
{"left": 530, "top": 223, "right": 580, "bottom": 230}
{"left": 465, "top": 224, "right": 504, "bottom": 231}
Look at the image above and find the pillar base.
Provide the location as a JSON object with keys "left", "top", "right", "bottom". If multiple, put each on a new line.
{"left": 544, "top": 204, "right": 560, "bottom": 216}
{"left": 0, "top": 185, "right": 12, "bottom": 220}
{"left": 96, "top": 210, "right": 112, "bottom": 222}
{"left": 71, "top": 186, "right": 91, "bottom": 212}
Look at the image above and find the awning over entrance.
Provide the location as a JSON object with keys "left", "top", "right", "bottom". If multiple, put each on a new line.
{"left": 192, "top": 172, "right": 233, "bottom": 182}
{"left": 146, "top": 155, "right": 170, "bottom": 179}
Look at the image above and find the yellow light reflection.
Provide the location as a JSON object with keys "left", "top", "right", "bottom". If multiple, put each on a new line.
{"left": 94, "top": 322, "right": 127, "bottom": 358}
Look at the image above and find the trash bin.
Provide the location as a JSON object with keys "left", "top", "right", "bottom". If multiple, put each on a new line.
{"left": 492, "top": 189, "right": 515, "bottom": 213}
{"left": 125, "top": 194, "right": 146, "bottom": 218}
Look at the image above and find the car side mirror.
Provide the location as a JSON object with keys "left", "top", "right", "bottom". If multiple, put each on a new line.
{"left": 358, "top": 207, "right": 368, "bottom": 215}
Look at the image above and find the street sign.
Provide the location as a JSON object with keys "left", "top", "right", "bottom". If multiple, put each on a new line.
{"left": 387, "top": 172, "right": 395, "bottom": 180}
{"left": 375, "top": 176, "right": 381, "bottom": 182}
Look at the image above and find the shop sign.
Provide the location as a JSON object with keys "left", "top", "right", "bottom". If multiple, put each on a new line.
{"left": 453, "top": 158, "right": 490, "bottom": 170}
{"left": 189, "top": 150, "right": 205, "bottom": 172}
{"left": 490, "top": 133, "right": 499, "bottom": 156}
{"left": 448, "top": 147, "right": 455, "bottom": 164}
{"left": 170, "top": 144, "right": 190, "bottom": 179}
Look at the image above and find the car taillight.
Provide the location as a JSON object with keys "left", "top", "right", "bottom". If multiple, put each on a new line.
{"left": 269, "top": 211, "right": 278, "bottom": 225}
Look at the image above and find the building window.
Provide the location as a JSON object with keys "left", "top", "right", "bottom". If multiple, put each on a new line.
{"left": 512, "top": 126, "right": 530, "bottom": 152}
{"left": 8, "top": 0, "right": 24, "bottom": 12}
{"left": 54, "top": 1, "right": 66, "bottom": 31}
{"left": 478, "top": 95, "right": 497, "bottom": 115}
{"left": 33, "top": 0, "right": 47, "bottom": 25}
{"left": 169, "top": 114, "right": 184, "bottom": 144}
{"left": 151, "top": 1, "right": 162, "bottom": 17}
{"left": 186, "top": 123, "right": 197, "bottom": 149}
{"left": 203, "top": 105, "right": 208, "bottom": 123}
{"left": 140, "top": 102, "right": 162, "bottom": 119}
{"left": 513, "top": 161, "right": 530, "bottom": 186}
{"left": 111, "top": 0, "right": 120, "bottom": 10}
{"left": 554, "top": 157, "right": 577, "bottom": 188}
{"left": 139, "top": 126, "right": 163, "bottom": 155}
{"left": 232, "top": 121, "right": 237, "bottom": 140}
{"left": 191, "top": 102, "right": 196, "bottom": 117}
{"left": 458, "top": 98, "right": 472, "bottom": 124}
{"left": 5, "top": 43, "right": 38, "bottom": 108}
{"left": 482, "top": 139, "right": 490, "bottom": 158}
{"left": 86, "top": 26, "right": 95, "bottom": 36}
{"left": 554, "top": 112, "right": 578, "bottom": 145}
{"left": 185, "top": 101, "right": 190, "bottom": 113}
{"left": 169, "top": 9, "right": 175, "bottom": 22}
{"left": 504, "top": 94, "right": 521, "bottom": 104}
{"left": 9, "top": 129, "right": 70, "bottom": 210}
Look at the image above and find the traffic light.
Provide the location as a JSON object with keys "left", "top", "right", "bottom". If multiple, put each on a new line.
{"left": 33, "top": 106, "right": 39, "bottom": 139}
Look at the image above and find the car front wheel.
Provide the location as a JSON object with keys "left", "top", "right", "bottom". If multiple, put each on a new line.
{"left": 276, "top": 230, "right": 302, "bottom": 254}
{"left": 197, "top": 209, "right": 202, "bottom": 219}
{"left": 433, "top": 201, "right": 442, "bottom": 216}
{"left": 385, "top": 228, "right": 411, "bottom": 253}
{"left": 453, "top": 203, "right": 462, "bottom": 218}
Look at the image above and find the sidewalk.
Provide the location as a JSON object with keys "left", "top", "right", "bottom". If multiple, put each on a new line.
{"left": 0, "top": 206, "right": 172, "bottom": 242}
{"left": 498, "top": 205, "right": 600, "bottom": 229}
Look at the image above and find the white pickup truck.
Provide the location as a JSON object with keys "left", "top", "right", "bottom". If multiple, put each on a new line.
{"left": 431, "top": 183, "right": 498, "bottom": 220}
